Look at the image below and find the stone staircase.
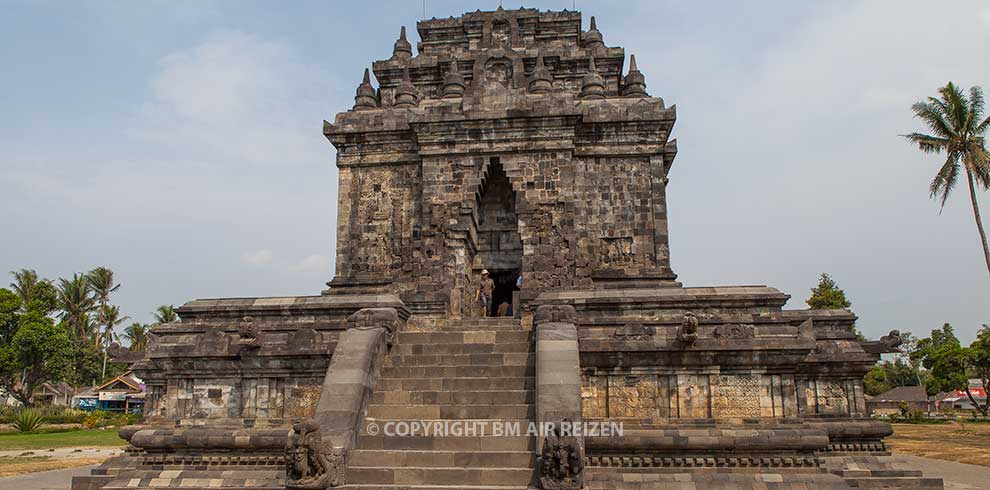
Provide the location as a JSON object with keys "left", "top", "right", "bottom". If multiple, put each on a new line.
{"left": 344, "top": 317, "right": 538, "bottom": 490}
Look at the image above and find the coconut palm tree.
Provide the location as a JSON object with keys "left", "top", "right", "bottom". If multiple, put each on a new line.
{"left": 56, "top": 273, "right": 95, "bottom": 339}
{"left": 86, "top": 267, "right": 120, "bottom": 347}
{"left": 153, "top": 305, "right": 178, "bottom": 324}
{"left": 904, "top": 82, "right": 990, "bottom": 275}
{"left": 9, "top": 269, "right": 41, "bottom": 307}
{"left": 96, "top": 304, "right": 129, "bottom": 379}
{"left": 123, "top": 322, "right": 149, "bottom": 352}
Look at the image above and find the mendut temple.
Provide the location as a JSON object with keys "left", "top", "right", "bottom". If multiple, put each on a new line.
{"left": 75, "top": 8, "right": 942, "bottom": 490}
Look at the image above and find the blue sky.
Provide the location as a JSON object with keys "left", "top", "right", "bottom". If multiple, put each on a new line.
{"left": 1, "top": 0, "right": 988, "bottom": 342}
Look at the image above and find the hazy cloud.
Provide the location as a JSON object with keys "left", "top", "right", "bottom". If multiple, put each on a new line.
{"left": 240, "top": 249, "right": 274, "bottom": 267}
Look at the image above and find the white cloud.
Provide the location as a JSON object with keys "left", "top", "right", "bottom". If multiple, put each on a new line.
{"left": 129, "top": 31, "right": 330, "bottom": 167}
{"left": 288, "top": 254, "right": 331, "bottom": 274}
{"left": 241, "top": 249, "right": 273, "bottom": 267}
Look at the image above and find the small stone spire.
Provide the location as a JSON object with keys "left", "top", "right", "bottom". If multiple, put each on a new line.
{"left": 580, "top": 57, "right": 606, "bottom": 100}
{"left": 393, "top": 67, "right": 418, "bottom": 108}
{"left": 621, "top": 54, "right": 648, "bottom": 98}
{"left": 583, "top": 15, "right": 604, "bottom": 50}
{"left": 441, "top": 59, "right": 465, "bottom": 98}
{"left": 528, "top": 53, "right": 552, "bottom": 94}
{"left": 392, "top": 26, "right": 413, "bottom": 60}
{"left": 353, "top": 68, "right": 379, "bottom": 110}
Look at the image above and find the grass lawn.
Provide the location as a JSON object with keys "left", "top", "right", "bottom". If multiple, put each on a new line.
{"left": 888, "top": 422, "right": 990, "bottom": 466}
{"left": 0, "top": 428, "right": 125, "bottom": 450}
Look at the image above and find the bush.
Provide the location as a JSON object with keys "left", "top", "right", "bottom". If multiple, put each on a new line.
{"left": 11, "top": 409, "right": 45, "bottom": 433}
{"left": 82, "top": 410, "right": 109, "bottom": 429}
{"left": 42, "top": 408, "right": 87, "bottom": 424}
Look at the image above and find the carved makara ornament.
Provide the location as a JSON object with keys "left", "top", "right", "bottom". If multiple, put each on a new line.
{"left": 538, "top": 421, "right": 585, "bottom": 490}
{"left": 285, "top": 420, "right": 345, "bottom": 489}
{"left": 880, "top": 330, "right": 903, "bottom": 350}
{"left": 677, "top": 311, "right": 699, "bottom": 343}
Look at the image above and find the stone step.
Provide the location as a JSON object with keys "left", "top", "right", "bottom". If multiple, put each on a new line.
{"left": 447, "top": 318, "right": 521, "bottom": 327}
{"left": 346, "top": 466, "right": 534, "bottom": 486}
{"left": 377, "top": 376, "right": 536, "bottom": 392}
{"left": 371, "top": 389, "right": 535, "bottom": 405}
{"left": 393, "top": 342, "right": 532, "bottom": 355}
{"left": 841, "top": 477, "right": 943, "bottom": 489}
{"left": 357, "top": 434, "right": 535, "bottom": 451}
{"left": 367, "top": 403, "right": 535, "bottom": 420}
{"left": 380, "top": 365, "right": 534, "bottom": 379}
{"left": 341, "top": 485, "right": 527, "bottom": 490}
{"left": 349, "top": 449, "right": 536, "bottom": 468}
{"left": 396, "top": 331, "right": 531, "bottom": 345}
{"left": 384, "top": 353, "right": 534, "bottom": 368}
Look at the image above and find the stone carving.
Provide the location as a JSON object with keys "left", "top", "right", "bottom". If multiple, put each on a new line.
{"left": 712, "top": 375, "right": 764, "bottom": 418}
{"left": 347, "top": 307, "right": 400, "bottom": 333}
{"left": 677, "top": 312, "right": 698, "bottom": 343}
{"left": 285, "top": 420, "right": 345, "bottom": 489}
{"left": 713, "top": 324, "right": 754, "bottom": 339}
{"left": 612, "top": 322, "right": 655, "bottom": 340}
{"left": 880, "top": 330, "right": 903, "bottom": 351}
{"left": 483, "top": 57, "right": 513, "bottom": 89}
{"left": 816, "top": 381, "right": 849, "bottom": 414}
{"left": 534, "top": 304, "right": 577, "bottom": 326}
{"left": 538, "top": 420, "right": 585, "bottom": 490}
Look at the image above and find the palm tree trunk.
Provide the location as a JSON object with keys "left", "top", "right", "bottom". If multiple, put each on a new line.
{"left": 965, "top": 166, "right": 990, "bottom": 276}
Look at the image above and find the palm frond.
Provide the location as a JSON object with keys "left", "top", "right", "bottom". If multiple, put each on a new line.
{"left": 975, "top": 115, "right": 990, "bottom": 136}
{"left": 903, "top": 132, "right": 949, "bottom": 153}
{"left": 967, "top": 146, "right": 990, "bottom": 190}
{"left": 939, "top": 82, "right": 969, "bottom": 135}
{"left": 929, "top": 153, "right": 961, "bottom": 211}
{"left": 966, "top": 86, "right": 985, "bottom": 134}
{"left": 911, "top": 101, "right": 955, "bottom": 138}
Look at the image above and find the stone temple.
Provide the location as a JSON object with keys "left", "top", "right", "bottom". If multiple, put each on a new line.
{"left": 75, "top": 7, "right": 941, "bottom": 490}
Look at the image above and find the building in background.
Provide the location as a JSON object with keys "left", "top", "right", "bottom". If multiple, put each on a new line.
{"left": 72, "top": 372, "right": 145, "bottom": 414}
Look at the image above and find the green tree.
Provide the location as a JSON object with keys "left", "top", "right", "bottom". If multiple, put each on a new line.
{"left": 904, "top": 82, "right": 990, "bottom": 275}
{"left": 912, "top": 323, "right": 989, "bottom": 416}
{"left": 56, "top": 273, "right": 95, "bottom": 340}
{"left": 806, "top": 273, "right": 852, "bottom": 309}
{"left": 864, "top": 358, "right": 921, "bottom": 396}
{"left": 967, "top": 325, "right": 990, "bottom": 415}
{"left": 0, "top": 310, "right": 75, "bottom": 406}
{"left": 0, "top": 288, "right": 21, "bottom": 343}
{"left": 152, "top": 305, "right": 178, "bottom": 324}
{"left": 123, "top": 322, "right": 149, "bottom": 352}
{"left": 9, "top": 269, "right": 42, "bottom": 309}
{"left": 86, "top": 267, "right": 120, "bottom": 347}
{"left": 95, "top": 304, "right": 129, "bottom": 380}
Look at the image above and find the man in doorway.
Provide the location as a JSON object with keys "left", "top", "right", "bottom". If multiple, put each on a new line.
{"left": 476, "top": 269, "right": 495, "bottom": 318}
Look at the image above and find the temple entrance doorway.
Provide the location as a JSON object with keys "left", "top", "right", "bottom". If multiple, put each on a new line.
{"left": 475, "top": 158, "right": 522, "bottom": 317}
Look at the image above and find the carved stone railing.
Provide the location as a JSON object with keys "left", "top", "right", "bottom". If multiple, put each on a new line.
{"left": 285, "top": 307, "right": 400, "bottom": 489}
{"left": 534, "top": 304, "right": 584, "bottom": 490}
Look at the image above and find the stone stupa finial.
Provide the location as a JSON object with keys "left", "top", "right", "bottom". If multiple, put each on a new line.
{"left": 393, "top": 67, "right": 419, "bottom": 108}
{"left": 354, "top": 68, "right": 379, "bottom": 110}
{"left": 622, "top": 54, "right": 648, "bottom": 98}
{"left": 580, "top": 56, "right": 606, "bottom": 100}
{"left": 392, "top": 26, "right": 413, "bottom": 60}
{"left": 441, "top": 58, "right": 466, "bottom": 98}
{"left": 528, "top": 53, "right": 552, "bottom": 94}
{"left": 583, "top": 15, "right": 604, "bottom": 50}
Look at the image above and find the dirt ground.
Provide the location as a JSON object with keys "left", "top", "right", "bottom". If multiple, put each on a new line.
{"left": 887, "top": 422, "right": 990, "bottom": 467}
{"left": 0, "top": 447, "right": 122, "bottom": 477}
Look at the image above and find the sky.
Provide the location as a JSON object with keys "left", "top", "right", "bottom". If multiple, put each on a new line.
{"left": 1, "top": 0, "right": 988, "bottom": 342}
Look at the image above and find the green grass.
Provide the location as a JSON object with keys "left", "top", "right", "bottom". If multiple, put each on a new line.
{"left": 0, "top": 428, "right": 126, "bottom": 450}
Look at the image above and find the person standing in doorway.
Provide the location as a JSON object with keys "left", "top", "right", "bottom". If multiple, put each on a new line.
{"left": 476, "top": 269, "right": 495, "bottom": 318}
